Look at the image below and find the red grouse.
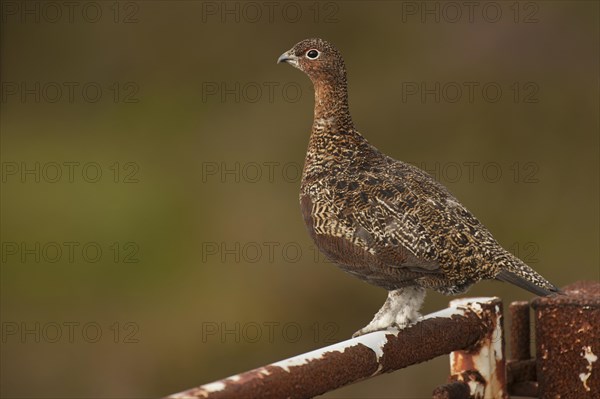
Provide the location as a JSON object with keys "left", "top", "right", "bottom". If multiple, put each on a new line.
{"left": 278, "top": 38, "right": 560, "bottom": 337}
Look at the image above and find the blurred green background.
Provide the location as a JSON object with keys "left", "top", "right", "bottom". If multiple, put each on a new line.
{"left": 1, "top": 1, "right": 598, "bottom": 398}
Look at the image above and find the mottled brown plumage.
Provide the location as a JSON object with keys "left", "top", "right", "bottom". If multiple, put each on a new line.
{"left": 278, "top": 38, "right": 560, "bottom": 336}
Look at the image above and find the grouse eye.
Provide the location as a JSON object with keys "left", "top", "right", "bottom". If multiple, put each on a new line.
{"left": 306, "top": 49, "right": 320, "bottom": 59}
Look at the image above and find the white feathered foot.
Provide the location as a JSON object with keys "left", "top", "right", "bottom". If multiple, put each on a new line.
{"left": 353, "top": 286, "right": 426, "bottom": 337}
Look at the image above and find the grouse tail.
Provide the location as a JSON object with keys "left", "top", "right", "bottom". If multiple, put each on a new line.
{"left": 495, "top": 254, "right": 562, "bottom": 297}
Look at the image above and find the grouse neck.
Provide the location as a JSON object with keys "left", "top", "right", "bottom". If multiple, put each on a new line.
{"left": 312, "top": 77, "right": 354, "bottom": 132}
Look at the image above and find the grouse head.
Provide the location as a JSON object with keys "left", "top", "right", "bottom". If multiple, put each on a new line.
{"left": 277, "top": 38, "right": 347, "bottom": 86}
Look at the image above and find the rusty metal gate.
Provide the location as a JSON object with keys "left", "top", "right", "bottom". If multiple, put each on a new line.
{"left": 166, "top": 281, "right": 599, "bottom": 399}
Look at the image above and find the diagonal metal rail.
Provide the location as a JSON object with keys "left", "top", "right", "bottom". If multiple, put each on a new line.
{"left": 166, "top": 297, "right": 505, "bottom": 399}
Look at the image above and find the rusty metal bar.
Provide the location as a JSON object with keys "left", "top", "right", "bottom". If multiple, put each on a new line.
{"left": 432, "top": 381, "right": 470, "bottom": 399}
{"left": 507, "top": 358, "right": 536, "bottom": 383}
{"left": 509, "top": 381, "right": 539, "bottom": 397}
{"left": 509, "top": 300, "right": 531, "bottom": 360}
{"left": 506, "top": 300, "right": 537, "bottom": 397}
{"left": 448, "top": 297, "right": 507, "bottom": 399}
{"left": 166, "top": 297, "right": 503, "bottom": 399}
{"left": 507, "top": 359, "right": 537, "bottom": 397}
{"left": 531, "top": 281, "right": 600, "bottom": 398}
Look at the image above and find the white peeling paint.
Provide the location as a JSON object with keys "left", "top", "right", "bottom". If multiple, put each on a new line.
{"left": 468, "top": 379, "right": 485, "bottom": 399}
{"left": 450, "top": 297, "right": 499, "bottom": 312}
{"left": 271, "top": 328, "right": 393, "bottom": 372}
{"left": 250, "top": 299, "right": 496, "bottom": 375}
{"left": 199, "top": 381, "right": 225, "bottom": 393}
{"left": 422, "top": 305, "right": 466, "bottom": 320}
{"left": 449, "top": 298, "right": 505, "bottom": 399}
{"left": 579, "top": 345, "right": 597, "bottom": 392}
{"left": 189, "top": 374, "right": 247, "bottom": 397}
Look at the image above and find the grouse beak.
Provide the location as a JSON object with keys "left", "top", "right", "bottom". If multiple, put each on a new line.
{"left": 277, "top": 51, "right": 298, "bottom": 66}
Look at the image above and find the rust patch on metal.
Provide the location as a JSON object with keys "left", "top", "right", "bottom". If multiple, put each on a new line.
{"left": 432, "top": 380, "right": 470, "bottom": 399}
{"left": 379, "top": 314, "right": 486, "bottom": 372}
{"left": 172, "top": 344, "right": 378, "bottom": 399}
{"left": 506, "top": 359, "right": 536, "bottom": 385}
{"left": 531, "top": 281, "right": 600, "bottom": 398}
{"left": 509, "top": 381, "right": 538, "bottom": 397}
{"left": 533, "top": 280, "right": 600, "bottom": 307}
{"left": 509, "top": 300, "right": 531, "bottom": 361}
{"left": 495, "top": 357, "right": 507, "bottom": 397}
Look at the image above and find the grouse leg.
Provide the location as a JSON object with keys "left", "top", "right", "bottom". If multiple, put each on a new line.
{"left": 353, "top": 286, "right": 426, "bottom": 337}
